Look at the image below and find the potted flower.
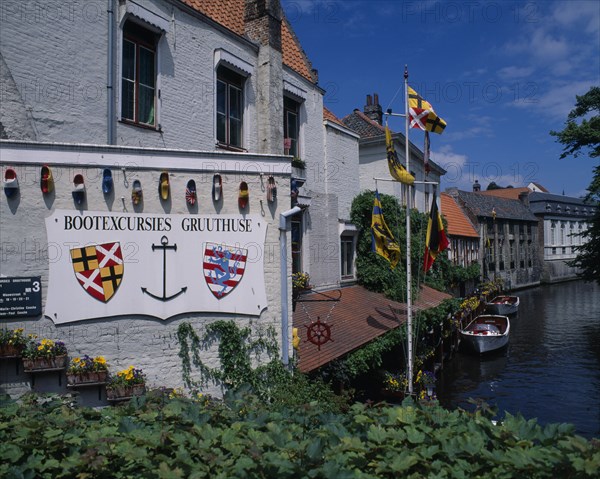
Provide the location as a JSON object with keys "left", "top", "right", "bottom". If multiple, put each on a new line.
{"left": 106, "top": 365, "right": 146, "bottom": 400}
{"left": 22, "top": 338, "right": 68, "bottom": 371}
{"left": 0, "top": 328, "right": 30, "bottom": 358}
{"left": 416, "top": 369, "right": 437, "bottom": 398}
{"left": 382, "top": 371, "right": 407, "bottom": 399}
{"left": 67, "top": 355, "right": 109, "bottom": 385}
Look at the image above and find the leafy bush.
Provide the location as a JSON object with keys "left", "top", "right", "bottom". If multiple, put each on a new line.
{"left": 1, "top": 391, "right": 598, "bottom": 478}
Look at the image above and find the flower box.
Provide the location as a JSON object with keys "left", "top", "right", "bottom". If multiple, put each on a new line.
{"left": 106, "top": 383, "right": 145, "bottom": 401}
{"left": 23, "top": 354, "right": 68, "bottom": 372}
{"left": 67, "top": 370, "right": 108, "bottom": 386}
{"left": 0, "top": 344, "right": 24, "bottom": 358}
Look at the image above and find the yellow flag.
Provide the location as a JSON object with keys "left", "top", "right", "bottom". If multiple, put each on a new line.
{"left": 371, "top": 190, "right": 401, "bottom": 269}
{"left": 385, "top": 125, "right": 415, "bottom": 185}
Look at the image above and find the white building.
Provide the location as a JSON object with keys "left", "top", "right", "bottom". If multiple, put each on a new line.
{"left": 0, "top": 0, "right": 359, "bottom": 400}
{"left": 342, "top": 94, "right": 446, "bottom": 213}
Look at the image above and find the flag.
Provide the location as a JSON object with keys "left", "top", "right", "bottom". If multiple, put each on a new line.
{"left": 385, "top": 125, "right": 415, "bottom": 185}
{"left": 423, "top": 197, "right": 449, "bottom": 273}
{"left": 424, "top": 130, "right": 431, "bottom": 176}
{"left": 408, "top": 86, "right": 447, "bottom": 134}
{"left": 371, "top": 190, "right": 401, "bottom": 269}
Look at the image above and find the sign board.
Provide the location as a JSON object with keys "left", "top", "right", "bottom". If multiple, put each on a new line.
{"left": 45, "top": 210, "right": 269, "bottom": 323}
{"left": 0, "top": 276, "right": 42, "bottom": 318}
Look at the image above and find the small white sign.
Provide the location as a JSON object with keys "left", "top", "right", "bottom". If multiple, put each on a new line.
{"left": 45, "top": 210, "right": 268, "bottom": 323}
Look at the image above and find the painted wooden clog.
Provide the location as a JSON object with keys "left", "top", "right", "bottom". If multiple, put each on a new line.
{"left": 40, "top": 165, "right": 54, "bottom": 194}
{"left": 239, "top": 181, "right": 249, "bottom": 209}
{"left": 186, "top": 179, "right": 197, "bottom": 206}
{"left": 132, "top": 179, "right": 143, "bottom": 205}
{"left": 102, "top": 168, "right": 113, "bottom": 194}
{"left": 4, "top": 168, "right": 19, "bottom": 198}
{"left": 72, "top": 174, "right": 86, "bottom": 205}
{"left": 267, "top": 176, "right": 277, "bottom": 203}
{"left": 212, "top": 174, "right": 222, "bottom": 202}
{"left": 159, "top": 171, "right": 170, "bottom": 201}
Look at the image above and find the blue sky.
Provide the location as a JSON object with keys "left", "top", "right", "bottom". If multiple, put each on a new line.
{"left": 282, "top": 0, "right": 600, "bottom": 197}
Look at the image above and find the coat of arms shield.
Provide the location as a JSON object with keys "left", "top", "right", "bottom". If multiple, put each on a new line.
{"left": 203, "top": 242, "right": 247, "bottom": 299}
{"left": 70, "top": 242, "right": 124, "bottom": 302}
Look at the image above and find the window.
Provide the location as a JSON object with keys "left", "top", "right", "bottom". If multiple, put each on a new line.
{"left": 340, "top": 234, "right": 355, "bottom": 280}
{"left": 217, "top": 66, "right": 244, "bottom": 148}
{"left": 291, "top": 214, "right": 303, "bottom": 275}
{"left": 122, "top": 21, "right": 157, "bottom": 127}
{"left": 284, "top": 97, "right": 300, "bottom": 157}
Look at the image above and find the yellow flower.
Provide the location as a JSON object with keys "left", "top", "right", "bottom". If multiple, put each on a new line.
{"left": 94, "top": 356, "right": 106, "bottom": 365}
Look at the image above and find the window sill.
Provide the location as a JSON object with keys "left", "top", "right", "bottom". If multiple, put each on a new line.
{"left": 216, "top": 142, "right": 247, "bottom": 153}
{"left": 119, "top": 119, "right": 161, "bottom": 132}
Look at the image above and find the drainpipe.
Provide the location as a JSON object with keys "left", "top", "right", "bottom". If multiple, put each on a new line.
{"left": 280, "top": 205, "right": 301, "bottom": 365}
{"left": 107, "top": 0, "right": 115, "bottom": 144}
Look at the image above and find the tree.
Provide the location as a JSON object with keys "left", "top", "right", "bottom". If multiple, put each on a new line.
{"left": 551, "top": 86, "right": 600, "bottom": 284}
{"left": 550, "top": 86, "right": 600, "bottom": 159}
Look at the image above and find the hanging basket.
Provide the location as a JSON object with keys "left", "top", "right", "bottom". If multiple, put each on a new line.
{"left": 106, "top": 383, "right": 146, "bottom": 401}
{"left": 67, "top": 370, "right": 109, "bottom": 386}
{"left": 23, "top": 355, "right": 68, "bottom": 372}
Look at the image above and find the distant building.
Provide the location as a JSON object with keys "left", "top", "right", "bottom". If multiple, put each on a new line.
{"left": 342, "top": 94, "right": 446, "bottom": 213}
{"left": 528, "top": 192, "right": 597, "bottom": 283}
{"left": 445, "top": 188, "right": 540, "bottom": 290}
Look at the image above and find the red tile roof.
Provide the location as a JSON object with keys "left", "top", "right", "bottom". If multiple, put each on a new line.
{"left": 292, "top": 285, "right": 452, "bottom": 372}
{"left": 323, "top": 107, "right": 346, "bottom": 127}
{"left": 477, "top": 187, "right": 531, "bottom": 200}
{"left": 180, "top": 0, "right": 315, "bottom": 82}
{"left": 440, "top": 193, "right": 479, "bottom": 238}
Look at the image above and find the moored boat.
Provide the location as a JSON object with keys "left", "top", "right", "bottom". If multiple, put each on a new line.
{"left": 460, "top": 315, "right": 510, "bottom": 354}
{"left": 486, "top": 295, "right": 520, "bottom": 315}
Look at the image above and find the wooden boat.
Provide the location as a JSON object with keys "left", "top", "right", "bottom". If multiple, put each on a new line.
{"left": 486, "top": 295, "right": 520, "bottom": 315}
{"left": 460, "top": 315, "right": 510, "bottom": 354}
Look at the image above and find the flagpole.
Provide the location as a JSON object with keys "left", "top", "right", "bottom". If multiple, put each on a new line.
{"left": 404, "top": 65, "right": 414, "bottom": 397}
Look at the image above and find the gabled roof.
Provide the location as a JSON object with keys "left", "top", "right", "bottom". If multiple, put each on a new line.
{"left": 180, "top": 0, "right": 315, "bottom": 82}
{"left": 478, "top": 187, "right": 531, "bottom": 200}
{"left": 529, "top": 182, "right": 549, "bottom": 192}
{"left": 293, "top": 285, "right": 451, "bottom": 372}
{"left": 440, "top": 193, "right": 479, "bottom": 238}
{"left": 323, "top": 106, "right": 346, "bottom": 128}
{"left": 341, "top": 109, "right": 446, "bottom": 175}
{"left": 455, "top": 190, "right": 538, "bottom": 222}
{"left": 341, "top": 109, "right": 386, "bottom": 138}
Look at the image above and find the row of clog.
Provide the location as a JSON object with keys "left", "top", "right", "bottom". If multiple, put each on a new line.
{"left": 4, "top": 168, "right": 278, "bottom": 207}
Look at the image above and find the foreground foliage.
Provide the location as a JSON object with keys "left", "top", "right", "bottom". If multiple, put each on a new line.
{"left": 1, "top": 391, "right": 598, "bottom": 479}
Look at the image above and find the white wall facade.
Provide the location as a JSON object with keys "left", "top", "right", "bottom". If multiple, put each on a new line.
{"left": 0, "top": 0, "right": 363, "bottom": 398}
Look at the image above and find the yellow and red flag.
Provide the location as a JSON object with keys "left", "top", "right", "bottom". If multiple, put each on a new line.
{"left": 408, "top": 86, "right": 446, "bottom": 134}
{"left": 423, "top": 197, "right": 449, "bottom": 272}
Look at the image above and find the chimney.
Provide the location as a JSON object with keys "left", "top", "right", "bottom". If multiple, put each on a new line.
{"left": 244, "top": 0, "right": 283, "bottom": 154}
{"left": 364, "top": 92, "right": 383, "bottom": 124}
{"left": 473, "top": 179, "right": 481, "bottom": 192}
{"left": 244, "top": 0, "right": 282, "bottom": 50}
{"left": 518, "top": 191, "right": 530, "bottom": 207}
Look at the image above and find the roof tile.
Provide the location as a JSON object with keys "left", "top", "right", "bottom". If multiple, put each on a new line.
{"left": 292, "top": 285, "right": 451, "bottom": 372}
{"left": 179, "top": 0, "right": 315, "bottom": 82}
{"left": 440, "top": 193, "right": 479, "bottom": 238}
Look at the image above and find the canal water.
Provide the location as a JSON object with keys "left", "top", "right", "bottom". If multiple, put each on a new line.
{"left": 437, "top": 280, "right": 600, "bottom": 439}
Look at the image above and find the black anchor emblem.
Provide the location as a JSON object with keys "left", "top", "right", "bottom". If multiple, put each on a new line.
{"left": 141, "top": 236, "right": 187, "bottom": 301}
